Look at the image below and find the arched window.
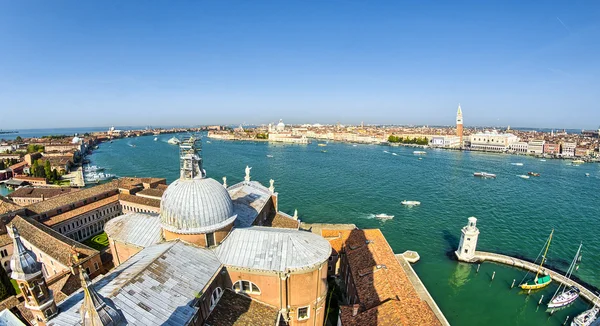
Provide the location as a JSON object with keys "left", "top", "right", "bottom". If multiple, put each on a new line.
{"left": 232, "top": 280, "right": 260, "bottom": 294}
{"left": 210, "top": 287, "right": 223, "bottom": 311}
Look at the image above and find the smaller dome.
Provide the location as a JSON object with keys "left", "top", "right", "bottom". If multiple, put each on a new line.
{"left": 10, "top": 226, "right": 42, "bottom": 281}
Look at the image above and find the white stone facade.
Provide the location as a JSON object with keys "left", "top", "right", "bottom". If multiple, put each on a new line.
{"left": 456, "top": 217, "right": 480, "bottom": 262}
{"left": 470, "top": 132, "right": 519, "bottom": 152}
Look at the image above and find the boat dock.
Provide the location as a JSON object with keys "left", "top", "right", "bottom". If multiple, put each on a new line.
{"left": 469, "top": 251, "right": 600, "bottom": 304}
{"left": 396, "top": 253, "right": 451, "bottom": 326}
{"left": 63, "top": 166, "right": 85, "bottom": 187}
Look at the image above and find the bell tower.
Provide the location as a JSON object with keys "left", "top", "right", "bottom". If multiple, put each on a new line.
{"left": 455, "top": 217, "right": 480, "bottom": 262}
{"left": 9, "top": 226, "right": 57, "bottom": 325}
{"left": 456, "top": 104, "right": 463, "bottom": 147}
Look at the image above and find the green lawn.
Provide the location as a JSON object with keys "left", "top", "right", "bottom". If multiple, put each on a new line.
{"left": 83, "top": 232, "right": 109, "bottom": 250}
{"left": 10, "top": 279, "right": 20, "bottom": 295}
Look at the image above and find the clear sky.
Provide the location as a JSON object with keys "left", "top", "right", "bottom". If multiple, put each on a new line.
{"left": 1, "top": 1, "right": 599, "bottom": 130}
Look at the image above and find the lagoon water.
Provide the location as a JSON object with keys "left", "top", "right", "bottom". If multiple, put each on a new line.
{"left": 9, "top": 133, "right": 600, "bottom": 325}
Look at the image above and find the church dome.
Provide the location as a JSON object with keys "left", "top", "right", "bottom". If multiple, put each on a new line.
{"left": 72, "top": 136, "right": 81, "bottom": 144}
{"left": 160, "top": 177, "right": 237, "bottom": 234}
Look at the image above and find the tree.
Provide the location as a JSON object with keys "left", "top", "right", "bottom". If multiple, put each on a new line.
{"left": 15, "top": 136, "right": 22, "bottom": 143}
{"left": 0, "top": 264, "right": 16, "bottom": 300}
{"left": 0, "top": 160, "right": 5, "bottom": 170}
{"left": 44, "top": 160, "right": 53, "bottom": 181}
{"left": 52, "top": 169, "right": 59, "bottom": 181}
{"left": 31, "top": 161, "right": 38, "bottom": 177}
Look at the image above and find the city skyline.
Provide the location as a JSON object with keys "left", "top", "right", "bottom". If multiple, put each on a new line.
{"left": 1, "top": 1, "right": 599, "bottom": 129}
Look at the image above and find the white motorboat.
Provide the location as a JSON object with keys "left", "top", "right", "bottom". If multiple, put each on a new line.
{"left": 540, "top": 159, "right": 547, "bottom": 162}
{"left": 518, "top": 175, "right": 530, "bottom": 179}
{"left": 573, "top": 159, "right": 585, "bottom": 164}
{"left": 167, "top": 137, "right": 181, "bottom": 145}
{"left": 383, "top": 150, "right": 389, "bottom": 154}
{"left": 474, "top": 172, "right": 496, "bottom": 178}
{"left": 511, "top": 162, "right": 524, "bottom": 166}
{"left": 413, "top": 151, "right": 427, "bottom": 155}
{"left": 401, "top": 200, "right": 421, "bottom": 206}
{"left": 586, "top": 173, "right": 590, "bottom": 177}
{"left": 266, "top": 155, "right": 274, "bottom": 158}
{"left": 154, "top": 137, "right": 158, "bottom": 141}
{"left": 375, "top": 214, "right": 394, "bottom": 220}
{"left": 571, "top": 306, "right": 599, "bottom": 326}
{"left": 392, "top": 153, "right": 398, "bottom": 156}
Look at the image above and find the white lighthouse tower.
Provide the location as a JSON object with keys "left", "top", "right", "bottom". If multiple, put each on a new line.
{"left": 455, "top": 217, "right": 480, "bottom": 262}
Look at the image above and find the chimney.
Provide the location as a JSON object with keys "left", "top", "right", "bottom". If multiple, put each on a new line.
{"left": 41, "top": 194, "right": 44, "bottom": 201}
{"left": 352, "top": 304, "right": 360, "bottom": 317}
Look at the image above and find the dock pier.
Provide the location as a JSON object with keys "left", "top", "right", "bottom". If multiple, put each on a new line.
{"left": 467, "top": 251, "right": 600, "bottom": 304}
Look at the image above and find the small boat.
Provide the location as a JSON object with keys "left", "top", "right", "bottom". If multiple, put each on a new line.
{"left": 573, "top": 159, "right": 585, "bottom": 164}
{"left": 352, "top": 144, "right": 357, "bottom": 147}
{"left": 266, "top": 155, "right": 274, "bottom": 158}
{"left": 548, "top": 243, "right": 583, "bottom": 309}
{"left": 383, "top": 150, "right": 389, "bottom": 153}
{"left": 321, "top": 150, "right": 327, "bottom": 153}
{"left": 511, "top": 162, "right": 524, "bottom": 166}
{"left": 540, "top": 159, "right": 546, "bottom": 162}
{"left": 474, "top": 172, "right": 496, "bottom": 178}
{"left": 401, "top": 200, "right": 421, "bottom": 206}
{"left": 571, "top": 306, "right": 599, "bottom": 326}
{"left": 520, "top": 230, "right": 553, "bottom": 290}
{"left": 391, "top": 153, "right": 398, "bottom": 156}
{"left": 167, "top": 137, "right": 181, "bottom": 145}
{"left": 154, "top": 137, "right": 158, "bottom": 141}
{"left": 528, "top": 172, "right": 540, "bottom": 177}
{"left": 206, "top": 141, "right": 211, "bottom": 144}
{"left": 518, "top": 175, "right": 530, "bottom": 179}
{"left": 413, "top": 151, "right": 427, "bottom": 155}
{"left": 418, "top": 157, "right": 423, "bottom": 160}
{"left": 318, "top": 143, "right": 327, "bottom": 147}
{"left": 375, "top": 214, "right": 394, "bottom": 220}
{"left": 586, "top": 173, "right": 590, "bottom": 177}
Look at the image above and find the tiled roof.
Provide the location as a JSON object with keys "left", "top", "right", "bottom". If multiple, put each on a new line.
{"left": 228, "top": 181, "right": 272, "bottom": 228}
{"left": 41, "top": 195, "right": 119, "bottom": 226}
{"left": 48, "top": 272, "right": 82, "bottom": 303}
{"left": 216, "top": 227, "right": 331, "bottom": 272}
{"left": 0, "top": 233, "right": 12, "bottom": 247}
{"left": 10, "top": 216, "right": 99, "bottom": 267}
{"left": 50, "top": 240, "right": 222, "bottom": 326}
{"left": 324, "top": 229, "right": 440, "bottom": 326}
{"left": 258, "top": 211, "right": 299, "bottom": 229}
{"left": 0, "top": 196, "right": 23, "bottom": 215}
{"left": 104, "top": 213, "right": 162, "bottom": 248}
{"left": 8, "top": 186, "right": 77, "bottom": 199}
{"left": 205, "top": 289, "right": 279, "bottom": 326}
{"left": 26, "top": 181, "right": 118, "bottom": 215}
{"left": 136, "top": 188, "right": 164, "bottom": 199}
{"left": 119, "top": 194, "right": 161, "bottom": 208}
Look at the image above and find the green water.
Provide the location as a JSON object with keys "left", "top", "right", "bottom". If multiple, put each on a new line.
{"left": 91, "top": 134, "right": 600, "bottom": 325}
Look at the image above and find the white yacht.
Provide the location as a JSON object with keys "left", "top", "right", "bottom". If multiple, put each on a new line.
{"left": 401, "top": 200, "right": 421, "bottom": 206}
{"left": 572, "top": 306, "right": 599, "bottom": 326}
{"left": 518, "top": 174, "right": 530, "bottom": 179}
{"left": 375, "top": 214, "right": 394, "bottom": 220}
{"left": 167, "top": 137, "right": 181, "bottom": 145}
{"left": 474, "top": 172, "right": 496, "bottom": 178}
{"left": 413, "top": 151, "right": 427, "bottom": 155}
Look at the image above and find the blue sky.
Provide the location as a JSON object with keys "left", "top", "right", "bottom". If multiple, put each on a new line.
{"left": 1, "top": 1, "right": 599, "bottom": 129}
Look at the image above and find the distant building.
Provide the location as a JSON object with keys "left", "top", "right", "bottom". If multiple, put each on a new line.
{"left": 469, "top": 131, "right": 519, "bottom": 152}
{"left": 543, "top": 143, "right": 560, "bottom": 155}
{"left": 561, "top": 142, "right": 576, "bottom": 157}
{"left": 431, "top": 135, "right": 461, "bottom": 148}
{"left": 7, "top": 187, "right": 78, "bottom": 206}
{"left": 527, "top": 140, "right": 545, "bottom": 155}
{"left": 509, "top": 142, "right": 528, "bottom": 153}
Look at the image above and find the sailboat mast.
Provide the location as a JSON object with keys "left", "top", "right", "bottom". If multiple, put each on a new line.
{"left": 535, "top": 229, "right": 554, "bottom": 280}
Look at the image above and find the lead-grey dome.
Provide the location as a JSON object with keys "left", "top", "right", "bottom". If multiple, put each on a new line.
{"left": 10, "top": 226, "right": 42, "bottom": 281}
{"left": 160, "top": 177, "right": 236, "bottom": 234}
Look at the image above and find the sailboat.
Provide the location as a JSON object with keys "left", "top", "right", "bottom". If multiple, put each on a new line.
{"left": 520, "top": 230, "right": 553, "bottom": 290}
{"left": 548, "top": 243, "right": 583, "bottom": 309}
{"left": 572, "top": 306, "right": 599, "bottom": 326}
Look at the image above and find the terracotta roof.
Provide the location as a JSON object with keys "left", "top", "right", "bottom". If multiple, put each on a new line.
{"left": 258, "top": 211, "right": 299, "bottom": 229}
{"left": 42, "top": 195, "right": 119, "bottom": 226}
{"left": 0, "top": 296, "right": 19, "bottom": 312}
{"left": 8, "top": 161, "right": 27, "bottom": 170}
{"left": 8, "top": 187, "right": 77, "bottom": 199}
{"left": 156, "top": 184, "right": 168, "bottom": 190}
{"left": 10, "top": 215, "right": 99, "bottom": 267}
{"left": 119, "top": 194, "right": 161, "bottom": 208}
{"left": 13, "top": 176, "right": 45, "bottom": 182}
{"left": 136, "top": 188, "right": 165, "bottom": 199}
{"left": 323, "top": 229, "right": 440, "bottom": 326}
{"left": 0, "top": 196, "right": 23, "bottom": 215}
{"left": 0, "top": 233, "right": 12, "bottom": 247}
{"left": 26, "top": 180, "right": 118, "bottom": 215}
{"left": 205, "top": 289, "right": 279, "bottom": 326}
{"left": 48, "top": 272, "right": 82, "bottom": 303}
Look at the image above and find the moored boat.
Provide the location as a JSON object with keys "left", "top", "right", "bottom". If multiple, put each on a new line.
{"left": 573, "top": 159, "right": 585, "bottom": 164}
{"left": 318, "top": 143, "right": 327, "bottom": 147}
{"left": 167, "top": 137, "right": 181, "bottom": 145}
{"left": 572, "top": 306, "right": 599, "bottom": 326}
{"left": 474, "top": 172, "right": 496, "bottom": 178}
{"left": 528, "top": 172, "right": 540, "bottom": 177}
{"left": 375, "top": 214, "right": 394, "bottom": 220}
{"left": 548, "top": 243, "right": 583, "bottom": 309}
{"left": 520, "top": 230, "right": 553, "bottom": 290}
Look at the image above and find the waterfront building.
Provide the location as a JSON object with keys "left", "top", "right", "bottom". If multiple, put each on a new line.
{"left": 543, "top": 142, "right": 560, "bottom": 155}
{"left": 7, "top": 187, "right": 78, "bottom": 206}
{"left": 575, "top": 147, "right": 590, "bottom": 157}
{"left": 431, "top": 135, "right": 461, "bottom": 148}
{"left": 455, "top": 217, "right": 480, "bottom": 262}
{"left": 456, "top": 104, "right": 463, "bottom": 146}
{"left": 469, "top": 131, "right": 519, "bottom": 152}
{"left": 562, "top": 142, "right": 576, "bottom": 157}
{"left": 527, "top": 139, "right": 545, "bottom": 155}
{"left": 509, "top": 141, "right": 529, "bottom": 153}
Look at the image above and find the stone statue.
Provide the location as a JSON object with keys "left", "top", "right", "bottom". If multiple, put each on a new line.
{"left": 244, "top": 166, "right": 252, "bottom": 182}
{"left": 269, "top": 179, "right": 275, "bottom": 193}
{"left": 222, "top": 176, "right": 227, "bottom": 188}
